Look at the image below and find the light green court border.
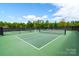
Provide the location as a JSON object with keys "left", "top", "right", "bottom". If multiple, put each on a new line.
{"left": 15, "top": 35, "right": 63, "bottom": 50}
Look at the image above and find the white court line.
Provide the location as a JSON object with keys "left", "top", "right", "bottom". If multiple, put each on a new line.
{"left": 15, "top": 36, "right": 40, "bottom": 50}
{"left": 39, "top": 35, "right": 63, "bottom": 50}
{"left": 15, "top": 35, "right": 63, "bottom": 50}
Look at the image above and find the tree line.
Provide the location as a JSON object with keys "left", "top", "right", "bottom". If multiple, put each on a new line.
{"left": 0, "top": 19, "right": 79, "bottom": 29}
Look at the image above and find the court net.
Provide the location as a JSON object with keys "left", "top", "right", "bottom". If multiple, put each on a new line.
{"left": 40, "top": 29, "right": 66, "bottom": 35}
{"left": 3, "top": 28, "right": 66, "bottom": 35}
{"left": 3, "top": 28, "right": 34, "bottom": 35}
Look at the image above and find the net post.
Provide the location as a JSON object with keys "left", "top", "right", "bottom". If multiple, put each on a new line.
{"left": 64, "top": 26, "right": 66, "bottom": 35}
{"left": 0, "top": 27, "right": 4, "bottom": 36}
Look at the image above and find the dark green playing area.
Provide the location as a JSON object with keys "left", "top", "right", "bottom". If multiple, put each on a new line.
{"left": 17, "top": 32, "right": 60, "bottom": 49}
{"left": 0, "top": 31, "right": 78, "bottom": 56}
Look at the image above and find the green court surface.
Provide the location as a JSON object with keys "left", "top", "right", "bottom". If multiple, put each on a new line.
{"left": 0, "top": 31, "right": 78, "bottom": 56}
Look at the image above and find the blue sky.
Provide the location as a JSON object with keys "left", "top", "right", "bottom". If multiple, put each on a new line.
{"left": 0, "top": 2, "right": 79, "bottom": 23}
{"left": 0, "top": 3, "right": 61, "bottom": 23}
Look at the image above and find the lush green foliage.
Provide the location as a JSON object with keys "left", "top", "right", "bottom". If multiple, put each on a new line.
{"left": 0, "top": 20, "right": 79, "bottom": 29}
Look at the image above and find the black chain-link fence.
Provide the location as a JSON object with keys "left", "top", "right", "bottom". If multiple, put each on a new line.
{"left": 0, "top": 26, "right": 79, "bottom": 36}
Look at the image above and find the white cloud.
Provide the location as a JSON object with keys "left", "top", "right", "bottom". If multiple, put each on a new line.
{"left": 23, "top": 15, "right": 48, "bottom": 21}
{"left": 23, "top": 15, "right": 38, "bottom": 21}
{"left": 42, "top": 15, "right": 48, "bottom": 19}
{"left": 52, "top": 0, "right": 79, "bottom": 21}
{"left": 23, "top": 15, "right": 36, "bottom": 19}
{"left": 7, "top": 16, "right": 15, "bottom": 19}
{"left": 0, "top": 15, "right": 28, "bottom": 23}
{"left": 51, "top": 17, "right": 63, "bottom": 23}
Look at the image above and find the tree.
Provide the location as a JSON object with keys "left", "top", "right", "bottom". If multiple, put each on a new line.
{"left": 44, "top": 20, "right": 49, "bottom": 29}
{"left": 58, "top": 19, "right": 66, "bottom": 28}
{"left": 54, "top": 21, "right": 58, "bottom": 29}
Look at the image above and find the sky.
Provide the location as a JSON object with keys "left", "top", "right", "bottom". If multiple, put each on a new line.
{"left": 0, "top": 3, "right": 60, "bottom": 23}
{"left": 0, "top": 2, "right": 79, "bottom": 23}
